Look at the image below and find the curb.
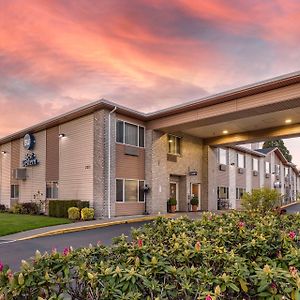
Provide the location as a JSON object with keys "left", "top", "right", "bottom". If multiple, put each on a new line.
{"left": 17, "top": 214, "right": 174, "bottom": 241}
{"left": 281, "top": 201, "right": 300, "bottom": 209}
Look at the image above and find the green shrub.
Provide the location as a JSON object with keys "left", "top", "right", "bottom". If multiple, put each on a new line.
{"left": 1, "top": 212, "right": 300, "bottom": 299}
{"left": 20, "top": 202, "right": 40, "bottom": 215}
{"left": 48, "top": 200, "right": 89, "bottom": 218}
{"left": 190, "top": 196, "right": 199, "bottom": 206}
{"left": 168, "top": 197, "right": 177, "bottom": 206}
{"left": 241, "top": 188, "right": 281, "bottom": 212}
{"left": 0, "top": 204, "right": 6, "bottom": 212}
{"left": 68, "top": 207, "right": 80, "bottom": 220}
{"left": 10, "top": 203, "right": 22, "bottom": 214}
{"left": 81, "top": 207, "right": 94, "bottom": 221}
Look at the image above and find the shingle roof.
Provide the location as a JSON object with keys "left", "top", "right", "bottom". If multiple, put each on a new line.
{"left": 254, "top": 147, "right": 276, "bottom": 155}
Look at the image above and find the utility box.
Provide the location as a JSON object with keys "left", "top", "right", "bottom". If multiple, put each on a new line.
{"left": 12, "top": 168, "right": 27, "bottom": 180}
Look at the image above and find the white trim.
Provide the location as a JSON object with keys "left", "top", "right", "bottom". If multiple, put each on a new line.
{"left": 115, "top": 119, "right": 145, "bottom": 148}
{"left": 115, "top": 178, "right": 145, "bottom": 203}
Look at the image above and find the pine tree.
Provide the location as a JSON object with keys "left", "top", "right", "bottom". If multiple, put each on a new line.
{"left": 262, "top": 139, "right": 292, "bottom": 162}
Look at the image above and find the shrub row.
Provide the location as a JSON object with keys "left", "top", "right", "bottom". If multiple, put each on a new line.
{"left": 10, "top": 202, "right": 40, "bottom": 215}
{"left": 1, "top": 211, "right": 300, "bottom": 299}
{"left": 48, "top": 200, "right": 89, "bottom": 218}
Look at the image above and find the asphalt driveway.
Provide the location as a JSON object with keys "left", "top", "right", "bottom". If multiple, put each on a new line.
{"left": 0, "top": 221, "right": 148, "bottom": 271}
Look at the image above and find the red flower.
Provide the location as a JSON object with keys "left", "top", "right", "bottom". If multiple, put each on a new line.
{"left": 288, "top": 231, "right": 296, "bottom": 240}
{"left": 289, "top": 266, "right": 298, "bottom": 277}
{"left": 238, "top": 221, "right": 245, "bottom": 228}
{"left": 63, "top": 247, "right": 70, "bottom": 256}
{"left": 137, "top": 239, "right": 143, "bottom": 248}
{"left": 0, "top": 261, "right": 3, "bottom": 272}
{"left": 205, "top": 294, "right": 213, "bottom": 300}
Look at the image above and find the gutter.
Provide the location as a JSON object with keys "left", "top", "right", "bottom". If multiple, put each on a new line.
{"left": 108, "top": 106, "right": 117, "bottom": 219}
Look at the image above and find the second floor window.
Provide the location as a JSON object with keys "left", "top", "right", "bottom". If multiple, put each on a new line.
{"left": 168, "top": 134, "right": 181, "bottom": 155}
{"left": 116, "top": 120, "right": 145, "bottom": 147}
{"left": 218, "top": 148, "right": 227, "bottom": 165}
{"left": 252, "top": 158, "right": 258, "bottom": 171}
{"left": 265, "top": 161, "right": 270, "bottom": 174}
{"left": 275, "top": 164, "right": 280, "bottom": 175}
{"left": 285, "top": 167, "right": 290, "bottom": 177}
{"left": 237, "top": 153, "right": 245, "bottom": 168}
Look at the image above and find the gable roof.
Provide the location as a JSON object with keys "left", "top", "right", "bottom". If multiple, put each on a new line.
{"left": 254, "top": 147, "right": 276, "bottom": 155}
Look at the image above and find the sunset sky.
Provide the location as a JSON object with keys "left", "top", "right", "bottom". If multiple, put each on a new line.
{"left": 1, "top": 0, "right": 300, "bottom": 165}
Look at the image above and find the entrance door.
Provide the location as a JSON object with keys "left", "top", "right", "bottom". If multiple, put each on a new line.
{"left": 170, "top": 182, "right": 179, "bottom": 211}
{"left": 191, "top": 183, "right": 201, "bottom": 210}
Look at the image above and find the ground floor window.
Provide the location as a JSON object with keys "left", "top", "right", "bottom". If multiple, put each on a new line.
{"left": 116, "top": 179, "right": 145, "bottom": 202}
{"left": 217, "top": 186, "right": 229, "bottom": 199}
{"left": 46, "top": 182, "right": 59, "bottom": 199}
{"left": 10, "top": 185, "right": 19, "bottom": 199}
{"left": 236, "top": 187, "right": 246, "bottom": 199}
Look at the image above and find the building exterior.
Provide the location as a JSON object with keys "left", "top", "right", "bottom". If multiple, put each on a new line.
{"left": 1, "top": 72, "right": 300, "bottom": 217}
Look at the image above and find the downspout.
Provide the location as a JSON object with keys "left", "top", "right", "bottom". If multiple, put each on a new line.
{"left": 108, "top": 106, "right": 117, "bottom": 219}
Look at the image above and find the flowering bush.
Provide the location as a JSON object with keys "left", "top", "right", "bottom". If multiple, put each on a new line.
{"left": 1, "top": 211, "right": 300, "bottom": 299}
{"left": 81, "top": 207, "right": 94, "bottom": 221}
{"left": 67, "top": 207, "right": 80, "bottom": 220}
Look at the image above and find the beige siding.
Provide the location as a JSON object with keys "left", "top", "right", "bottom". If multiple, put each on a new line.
{"left": 11, "top": 139, "right": 20, "bottom": 185}
{"left": 19, "top": 131, "right": 46, "bottom": 203}
{"left": 115, "top": 202, "right": 145, "bottom": 216}
{"left": 46, "top": 126, "right": 59, "bottom": 181}
{"left": 0, "top": 143, "right": 11, "bottom": 207}
{"left": 116, "top": 144, "right": 145, "bottom": 180}
{"left": 59, "top": 115, "right": 94, "bottom": 203}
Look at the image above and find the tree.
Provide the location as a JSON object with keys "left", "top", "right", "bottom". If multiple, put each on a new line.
{"left": 263, "top": 139, "right": 292, "bottom": 162}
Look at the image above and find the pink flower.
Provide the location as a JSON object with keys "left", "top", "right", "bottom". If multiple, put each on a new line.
{"left": 7, "top": 270, "right": 13, "bottom": 283}
{"left": 63, "top": 247, "right": 70, "bottom": 256}
{"left": 52, "top": 248, "right": 57, "bottom": 255}
{"left": 270, "top": 282, "right": 277, "bottom": 289}
{"left": 137, "top": 239, "right": 143, "bottom": 248}
{"left": 238, "top": 221, "right": 245, "bottom": 228}
{"left": 289, "top": 231, "right": 296, "bottom": 240}
{"left": 289, "top": 266, "right": 298, "bottom": 277}
{"left": 205, "top": 295, "right": 213, "bottom": 300}
{"left": 0, "top": 261, "right": 3, "bottom": 272}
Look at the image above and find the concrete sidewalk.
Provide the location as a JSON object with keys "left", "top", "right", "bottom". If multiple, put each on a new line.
{"left": 1, "top": 212, "right": 205, "bottom": 241}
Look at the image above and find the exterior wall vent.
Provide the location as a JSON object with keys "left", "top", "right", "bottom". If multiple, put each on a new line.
{"left": 124, "top": 145, "right": 139, "bottom": 156}
{"left": 12, "top": 168, "right": 27, "bottom": 180}
{"left": 265, "top": 173, "right": 270, "bottom": 178}
{"left": 167, "top": 154, "right": 177, "bottom": 162}
{"left": 253, "top": 170, "right": 258, "bottom": 176}
{"left": 219, "top": 164, "right": 227, "bottom": 171}
{"left": 238, "top": 168, "right": 244, "bottom": 174}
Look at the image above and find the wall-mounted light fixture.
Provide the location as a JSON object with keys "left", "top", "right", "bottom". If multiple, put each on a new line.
{"left": 58, "top": 133, "right": 65, "bottom": 138}
{"left": 230, "top": 162, "right": 235, "bottom": 166}
{"left": 1, "top": 151, "right": 7, "bottom": 154}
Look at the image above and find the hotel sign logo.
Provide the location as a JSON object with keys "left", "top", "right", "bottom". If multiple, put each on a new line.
{"left": 23, "top": 133, "right": 36, "bottom": 150}
{"left": 22, "top": 133, "right": 39, "bottom": 167}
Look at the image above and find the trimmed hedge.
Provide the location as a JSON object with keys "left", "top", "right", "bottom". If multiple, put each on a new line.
{"left": 48, "top": 200, "right": 89, "bottom": 218}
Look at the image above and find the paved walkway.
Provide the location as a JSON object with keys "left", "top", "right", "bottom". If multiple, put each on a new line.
{"left": 1, "top": 212, "right": 205, "bottom": 241}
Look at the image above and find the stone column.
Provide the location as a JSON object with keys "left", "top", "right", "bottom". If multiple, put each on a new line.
{"left": 202, "top": 145, "right": 217, "bottom": 211}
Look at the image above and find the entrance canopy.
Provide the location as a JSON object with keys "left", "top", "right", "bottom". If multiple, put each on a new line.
{"left": 147, "top": 72, "right": 300, "bottom": 146}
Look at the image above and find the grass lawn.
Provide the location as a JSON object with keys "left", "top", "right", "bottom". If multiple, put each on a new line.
{"left": 0, "top": 213, "right": 72, "bottom": 236}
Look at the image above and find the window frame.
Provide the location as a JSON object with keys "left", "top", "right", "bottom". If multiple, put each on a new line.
{"left": 218, "top": 148, "right": 228, "bottom": 165}
{"left": 265, "top": 161, "right": 271, "bottom": 174}
{"left": 10, "top": 184, "right": 19, "bottom": 199}
{"left": 236, "top": 187, "right": 246, "bottom": 200}
{"left": 168, "top": 134, "right": 181, "bottom": 156}
{"left": 217, "top": 186, "right": 229, "bottom": 199}
{"left": 116, "top": 119, "right": 145, "bottom": 148}
{"left": 237, "top": 153, "right": 245, "bottom": 168}
{"left": 115, "top": 178, "right": 145, "bottom": 203}
{"left": 46, "top": 181, "right": 59, "bottom": 199}
{"left": 252, "top": 158, "right": 259, "bottom": 171}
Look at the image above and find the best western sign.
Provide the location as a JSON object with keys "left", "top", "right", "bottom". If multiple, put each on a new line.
{"left": 22, "top": 133, "right": 39, "bottom": 167}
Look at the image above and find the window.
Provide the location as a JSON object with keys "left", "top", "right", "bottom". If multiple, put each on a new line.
{"left": 218, "top": 148, "right": 227, "bottom": 165}
{"left": 168, "top": 134, "right": 181, "bottom": 155}
{"left": 265, "top": 161, "right": 270, "bottom": 174}
{"left": 217, "top": 186, "right": 229, "bottom": 199}
{"left": 46, "top": 182, "right": 59, "bottom": 199}
{"left": 116, "top": 179, "right": 145, "bottom": 202}
{"left": 275, "top": 164, "right": 280, "bottom": 175}
{"left": 10, "top": 185, "right": 19, "bottom": 199}
{"left": 285, "top": 167, "right": 290, "bottom": 177}
{"left": 236, "top": 188, "right": 246, "bottom": 200}
{"left": 252, "top": 158, "right": 258, "bottom": 171}
{"left": 116, "top": 120, "right": 145, "bottom": 147}
{"left": 237, "top": 153, "right": 245, "bottom": 168}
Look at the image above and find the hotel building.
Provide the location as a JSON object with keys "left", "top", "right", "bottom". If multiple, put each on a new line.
{"left": 1, "top": 73, "right": 300, "bottom": 217}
